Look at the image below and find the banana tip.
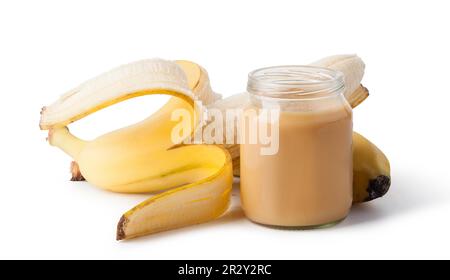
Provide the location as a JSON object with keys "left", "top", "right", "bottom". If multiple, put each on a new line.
{"left": 366, "top": 175, "right": 391, "bottom": 202}
{"left": 116, "top": 215, "right": 129, "bottom": 241}
{"left": 70, "top": 161, "right": 85, "bottom": 181}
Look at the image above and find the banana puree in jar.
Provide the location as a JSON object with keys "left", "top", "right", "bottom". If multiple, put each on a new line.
{"left": 240, "top": 66, "right": 353, "bottom": 228}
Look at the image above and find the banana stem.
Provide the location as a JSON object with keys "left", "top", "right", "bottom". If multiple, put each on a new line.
{"left": 48, "top": 127, "right": 86, "bottom": 161}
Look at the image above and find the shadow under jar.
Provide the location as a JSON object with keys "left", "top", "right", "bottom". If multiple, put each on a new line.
{"left": 240, "top": 65, "right": 353, "bottom": 228}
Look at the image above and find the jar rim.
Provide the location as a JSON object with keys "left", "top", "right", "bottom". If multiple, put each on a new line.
{"left": 247, "top": 65, "right": 345, "bottom": 99}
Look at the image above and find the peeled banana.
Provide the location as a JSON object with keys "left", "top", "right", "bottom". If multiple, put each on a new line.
{"left": 41, "top": 59, "right": 233, "bottom": 239}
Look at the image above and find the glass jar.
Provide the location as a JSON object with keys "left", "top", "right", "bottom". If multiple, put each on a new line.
{"left": 240, "top": 65, "right": 353, "bottom": 228}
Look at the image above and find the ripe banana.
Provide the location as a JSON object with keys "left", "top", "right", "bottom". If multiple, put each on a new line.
{"left": 41, "top": 59, "right": 233, "bottom": 239}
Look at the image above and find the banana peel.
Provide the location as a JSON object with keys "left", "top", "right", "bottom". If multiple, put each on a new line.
{"left": 117, "top": 147, "right": 232, "bottom": 240}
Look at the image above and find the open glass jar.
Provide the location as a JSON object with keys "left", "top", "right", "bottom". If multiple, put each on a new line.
{"left": 240, "top": 65, "right": 353, "bottom": 228}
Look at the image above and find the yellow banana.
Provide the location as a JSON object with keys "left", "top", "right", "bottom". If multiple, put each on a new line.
{"left": 41, "top": 59, "right": 233, "bottom": 239}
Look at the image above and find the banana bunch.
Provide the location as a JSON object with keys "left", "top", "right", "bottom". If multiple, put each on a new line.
{"left": 40, "top": 55, "right": 390, "bottom": 240}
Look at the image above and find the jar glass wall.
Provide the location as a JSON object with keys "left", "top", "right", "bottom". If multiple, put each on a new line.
{"left": 240, "top": 65, "right": 353, "bottom": 228}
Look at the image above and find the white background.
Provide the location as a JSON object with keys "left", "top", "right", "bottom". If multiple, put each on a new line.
{"left": 1, "top": 0, "right": 449, "bottom": 260}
